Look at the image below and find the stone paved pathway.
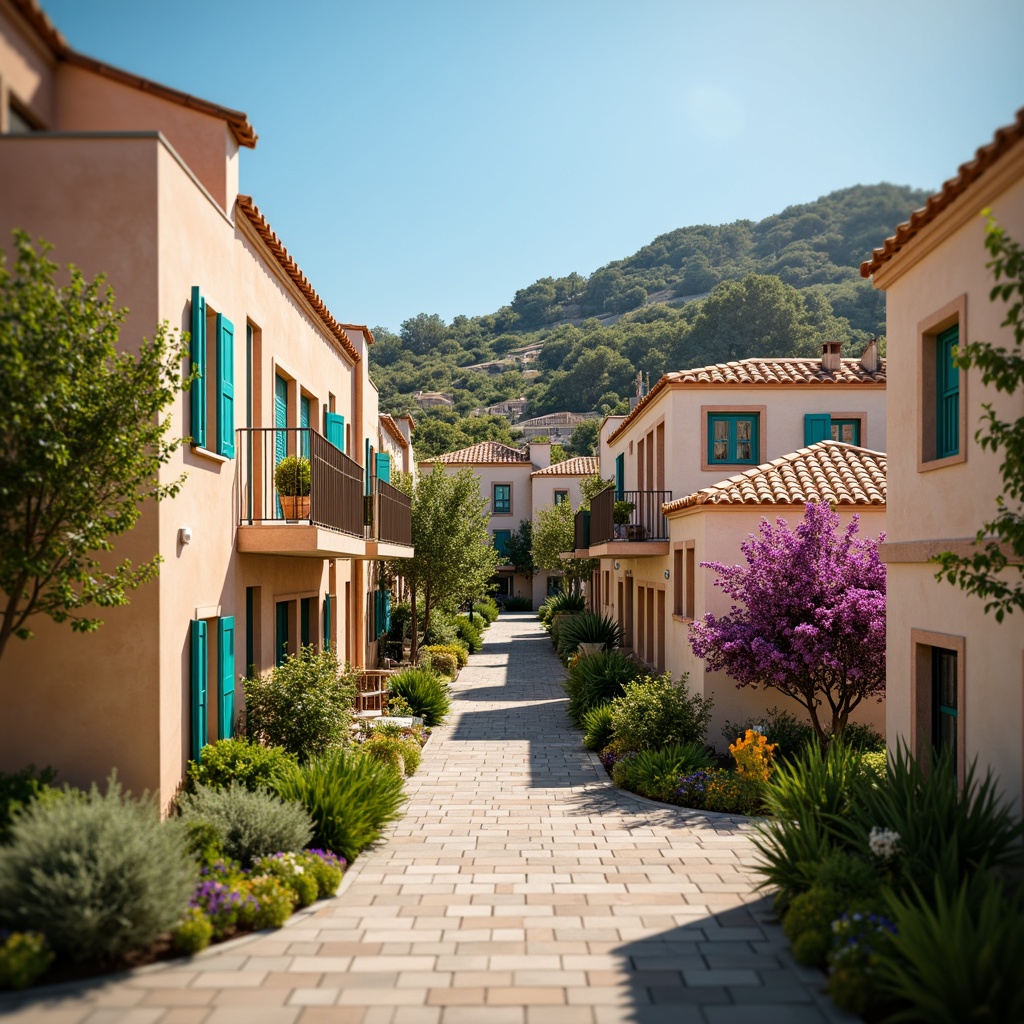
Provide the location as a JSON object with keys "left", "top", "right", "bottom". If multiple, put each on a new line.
{"left": 1, "top": 613, "right": 851, "bottom": 1024}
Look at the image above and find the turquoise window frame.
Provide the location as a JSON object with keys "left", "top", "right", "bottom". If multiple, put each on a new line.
{"left": 831, "top": 419, "right": 861, "bottom": 445}
{"left": 707, "top": 413, "right": 759, "bottom": 465}
{"left": 936, "top": 325, "right": 960, "bottom": 459}
{"left": 932, "top": 646, "right": 958, "bottom": 781}
{"left": 493, "top": 483, "right": 511, "bottom": 515}
{"left": 493, "top": 529, "right": 512, "bottom": 559}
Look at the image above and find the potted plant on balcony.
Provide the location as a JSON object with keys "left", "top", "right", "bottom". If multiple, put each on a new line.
{"left": 613, "top": 499, "right": 635, "bottom": 540}
{"left": 275, "top": 455, "right": 311, "bottom": 520}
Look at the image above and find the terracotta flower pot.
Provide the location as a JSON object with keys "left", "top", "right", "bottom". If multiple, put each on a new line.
{"left": 280, "top": 495, "right": 310, "bottom": 520}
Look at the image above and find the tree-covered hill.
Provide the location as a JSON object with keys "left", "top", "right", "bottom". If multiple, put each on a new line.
{"left": 371, "top": 183, "right": 929, "bottom": 459}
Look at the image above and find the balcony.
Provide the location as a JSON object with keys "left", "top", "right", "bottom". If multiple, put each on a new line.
{"left": 586, "top": 486, "right": 671, "bottom": 558}
{"left": 236, "top": 428, "right": 412, "bottom": 559}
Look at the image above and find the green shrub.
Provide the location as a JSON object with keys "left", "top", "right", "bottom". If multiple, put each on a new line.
{"left": 0, "top": 765, "right": 63, "bottom": 845}
{"left": 850, "top": 744, "right": 1024, "bottom": 899}
{"left": 474, "top": 597, "right": 499, "bottom": 622}
{"left": 252, "top": 852, "right": 319, "bottom": 907}
{"left": 582, "top": 704, "right": 615, "bottom": 752}
{"left": 388, "top": 668, "right": 451, "bottom": 726}
{"left": 363, "top": 734, "right": 422, "bottom": 776}
{"left": 274, "top": 454, "right": 310, "bottom": 496}
{"left": 184, "top": 820, "right": 225, "bottom": 867}
{"left": 565, "top": 648, "right": 647, "bottom": 725}
{"left": 0, "top": 931, "right": 54, "bottom": 989}
{"left": 384, "top": 692, "right": 416, "bottom": 717}
{"left": 242, "top": 646, "right": 356, "bottom": 762}
{"left": 840, "top": 721, "right": 885, "bottom": 752}
{"left": 826, "top": 910, "right": 899, "bottom": 1018}
{"left": 878, "top": 875, "right": 1024, "bottom": 1023}
{"left": 784, "top": 885, "right": 847, "bottom": 967}
{"left": 421, "top": 646, "right": 458, "bottom": 678}
{"left": 721, "top": 707, "right": 814, "bottom": 763}
{"left": 274, "top": 747, "right": 406, "bottom": 863}
{"left": 0, "top": 777, "right": 194, "bottom": 963}
{"left": 424, "top": 609, "right": 461, "bottom": 648}
{"left": 171, "top": 908, "right": 213, "bottom": 956}
{"left": 692, "top": 768, "right": 769, "bottom": 815}
{"left": 244, "top": 874, "right": 295, "bottom": 929}
{"left": 301, "top": 850, "right": 346, "bottom": 897}
{"left": 502, "top": 596, "right": 533, "bottom": 611}
{"left": 609, "top": 674, "right": 711, "bottom": 752}
{"left": 178, "top": 782, "right": 313, "bottom": 868}
{"left": 557, "top": 612, "right": 622, "bottom": 660}
{"left": 388, "top": 601, "right": 412, "bottom": 643}
{"left": 187, "top": 738, "right": 297, "bottom": 792}
{"left": 455, "top": 615, "right": 483, "bottom": 653}
{"left": 611, "top": 742, "right": 714, "bottom": 801}
{"left": 859, "top": 748, "right": 887, "bottom": 783}
{"left": 425, "top": 642, "right": 468, "bottom": 668}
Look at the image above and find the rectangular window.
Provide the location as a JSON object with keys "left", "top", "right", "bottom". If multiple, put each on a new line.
{"left": 493, "top": 529, "right": 512, "bottom": 559}
{"left": 831, "top": 419, "right": 861, "bottom": 445}
{"left": 805, "top": 413, "right": 863, "bottom": 447}
{"left": 275, "top": 600, "right": 291, "bottom": 667}
{"left": 932, "top": 647, "right": 958, "bottom": 778}
{"left": 554, "top": 490, "right": 569, "bottom": 505}
{"left": 708, "top": 413, "right": 759, "bottom": 465}
{"left": 673, "top": 549, "right": 684, "bottom": 616}
{"left": 615, "top": 453, "right": 625, "bottom": 498}
{"left": 685, "top": 547, "right": 695, "bottom": 619}
{"left": 936, "top": 325, "right": 960, "bottom": 459}
{"left": 493, "top": 483, "right": 511, "bottom": 515}
{"left": 189, "top": 287, "right": 234, "bottom": 457}
{"left": 300, "top": 597, "right": 312, "bottom": 649}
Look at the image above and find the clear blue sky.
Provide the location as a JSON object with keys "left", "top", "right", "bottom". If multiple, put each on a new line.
{"left": 44, "top": 0, "right": 1024, "bottom": 333}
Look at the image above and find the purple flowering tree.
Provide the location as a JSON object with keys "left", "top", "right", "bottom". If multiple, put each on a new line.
{"left": 688, "top": 502, "right": 886, "bottom": 745}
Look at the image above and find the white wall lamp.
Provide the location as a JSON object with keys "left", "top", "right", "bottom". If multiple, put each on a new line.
{"left": 179, "top": 527, "right": 193, "bottom": 545}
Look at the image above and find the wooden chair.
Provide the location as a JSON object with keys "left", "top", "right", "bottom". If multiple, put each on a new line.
{"left": 354, "top": 669, "right": 392, "bottom": 716}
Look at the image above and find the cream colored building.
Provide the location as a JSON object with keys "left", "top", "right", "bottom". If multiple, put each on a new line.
{"left": 660, "top": 443, "right": 887, "bottom": 744}
{"left": 0, "top": 0, "right": 412, "bottom": 809}
{"left": 862, "top": 107, "right": 1024, "bottom": 807}
{"left": 419, "top": 443, "right": 598, "bottom": 607}
{"left": 575, "top": 347, "right": 888, "bottom": 745}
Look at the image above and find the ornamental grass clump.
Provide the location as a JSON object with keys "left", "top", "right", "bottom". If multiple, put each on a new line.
{"left": 388, "top": 667, "right": 451, "bottom": 726}
{"left": 610, "top": 742, "right": 714, "bottom": 802}
{"left": 565, "top": 648, "right": 647, "bottom": 726}
{"left": 274, "top": 747, "right": 406, "bottom": 863}
{"left": 581, "top": 704, "right": 615, "bottom": 752}
{"left": 242, "top": 645, "right": 356, "bottom": 762}
{"left": 178, "top": 782, "right": 313, "bottom": 868}
{"left": 0, "top": 776, "right": 194, "bottom": 963}
{"left": 556, "top": 611, "right": 621, "bottom": 661}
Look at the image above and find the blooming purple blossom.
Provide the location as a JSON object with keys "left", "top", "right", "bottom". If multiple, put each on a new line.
{"left": 688, "top": 503, "right": 886, "bottom": 744}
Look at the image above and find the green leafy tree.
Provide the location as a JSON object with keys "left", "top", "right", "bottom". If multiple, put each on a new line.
{"left": 934, "top": 214, "right": 1024, "bottom": 620}
{"left": 505, "top": 519, "right": 536, "bottom": 579}
{"left": 400, "top": 312, "right": 448, "bottom": 356}
{"left": 404, "top": 466, "right": 499, "bottom": 658}
{"left": 566, "top": 418, "right": 600, "bottom": 457}
{"left": 532, "top": 499, "right": 597, "bottom": 595}
{"left": 0, "top": 233, "right": 190, "bottom": 661}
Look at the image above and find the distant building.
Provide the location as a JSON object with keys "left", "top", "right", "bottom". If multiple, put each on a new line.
{"left": 413, "top": 391, "right": 454, "bottom": 410}
{"left": 471, "top": 397, "right": 528, "bottom": 422}
{"left": 517, "top": 411, "right": 600, "bottom": 445}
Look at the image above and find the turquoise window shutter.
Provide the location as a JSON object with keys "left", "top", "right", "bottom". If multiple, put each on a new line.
{"left": 804, "top": 413, "right": 831, "bottom": 446}
{"left": 217, "top": 616, "right": 235, "bottom": 740}
{"left": 216, "top": 314, "right": 235, "bottom": 458}
{"left": 615, "top": 453, "right": 625, "bottom": 499}
{"left": 376, "top": 452, "right": 392, "bottom": 484}
{"left": 937, "top": 325, "right": 960, "bottom": 458}
{"left": 190, "top": 287, "right": 207, "bottom": 448}
{"left": 300, "top": 394, "right": 310, "bottom": 459}
{"left": 326, "top": 412, "right": 345, "bottom": 451}
{"left": 323, "top": 594, "right": 332, "bottom": 651}
{"left": 190, "top": 619, "right": 208, "bottom": 762}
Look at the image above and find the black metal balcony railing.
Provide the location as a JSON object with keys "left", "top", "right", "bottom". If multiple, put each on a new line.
{"left": 574, "top": 509, "right": 591, "bottom": 550}
{"left": 375, "top": 478, "right": 412, "bottom": 546}
{"left": 238, "top": 427, "right": 365, "bottom": 538}
{"left": 589, "top": 486, "right": 671, "bottom": 545}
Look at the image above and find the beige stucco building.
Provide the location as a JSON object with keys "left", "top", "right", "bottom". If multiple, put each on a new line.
{"left": 862, "top": 108, "right": 1024, "bottom": 808}
{"left": 0, "top": 0, "right": 412, "bottom": 809}
{"left": 418, "top": 443, "right": 598, "bottom": 608}
{"left": 575, "top": 348, "right": 888, "bottom": 746}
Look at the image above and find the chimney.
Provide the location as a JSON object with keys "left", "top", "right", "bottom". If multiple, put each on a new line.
{"left": 821, "top": 341, "right": 842, "bottom": 372}
{"left": 860, "top": 338, "right": 881, "bottom": 373}
{"left": 528, "top": 441, "right": 551, "bottom": 469}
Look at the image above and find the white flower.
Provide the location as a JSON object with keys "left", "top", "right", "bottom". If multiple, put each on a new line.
{"left": 868, "top": 826, "right": 901, "bottom": 860}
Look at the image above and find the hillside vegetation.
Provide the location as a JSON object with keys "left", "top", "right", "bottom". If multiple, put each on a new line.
{"left": 371, "top": 183, "right": 928, "bottom": 459}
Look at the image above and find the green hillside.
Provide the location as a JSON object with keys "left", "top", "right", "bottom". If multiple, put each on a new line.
{"left": 370, "top": 183, "right": 928, "bottom": 459}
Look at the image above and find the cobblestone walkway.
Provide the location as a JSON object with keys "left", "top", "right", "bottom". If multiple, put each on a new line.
{"left": 2, "top": 613, "right": 850, "bottom": 1024}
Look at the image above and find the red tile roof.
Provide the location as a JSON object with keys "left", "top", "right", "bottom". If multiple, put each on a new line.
{"left": 422, "top": 442, "right": 531, "bottom": 465}
{"left": 861, "top": 107, "right": 1024, "bottom": 277}
{"left": 380, "top": 414, "right": 409, "bottom": 449}
{"left": 11, "top": 0, "right": 257, "bottom": 147}
{"left": 608, "top": 357, "right": 885, "bottom": 443}
{"left": 663, "top": 441, "right": 886, "bottom": 512}
{"left": 532, "top": 457, "right": 600, "bottom": 477}
{"left": 236, "top": 196, "right": 360, "bottom": 363}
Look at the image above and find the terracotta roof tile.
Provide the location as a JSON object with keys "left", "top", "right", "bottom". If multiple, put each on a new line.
{"left": 663, "top": 441, "right": 886, "bottom": 512}
{"left": 236, "top": 196, "right": 359, "bottom": 363}
{"left": 423, "top": 441, "right": 531, "bottom": 465}
{"left": 532, "top": 456, "right": 600, "bottom": 477}
{"left": 12, "top": 0, "right": 257, "bottom": 147}
{"left": 608, "top": 357, "right": 885, "bottom": 443}
{"left": 861, "top": 106, "right": 1024, "bottom": 277}
{"left": 379, "top": 414, "right": 408, "bottom": 449}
